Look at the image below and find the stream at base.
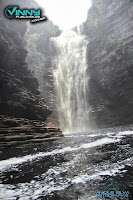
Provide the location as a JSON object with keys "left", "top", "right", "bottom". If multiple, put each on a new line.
{"left": 0, "top": 125, "right": 133, "bottom": 200}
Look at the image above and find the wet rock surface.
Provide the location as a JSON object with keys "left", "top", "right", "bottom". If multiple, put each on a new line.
{"left": 0, "top": 125, "right": 132, "bottom": 199}
{"left": 0, "top": 116, "right": 62, "bottom": 149}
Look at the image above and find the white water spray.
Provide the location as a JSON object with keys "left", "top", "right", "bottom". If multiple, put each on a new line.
{"left": 51, "top": 28, "right": 89, "bottom": 134}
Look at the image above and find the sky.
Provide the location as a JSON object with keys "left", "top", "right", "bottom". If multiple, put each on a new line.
{"left": 36, "top": 0, "right": 92, "bottom": 30}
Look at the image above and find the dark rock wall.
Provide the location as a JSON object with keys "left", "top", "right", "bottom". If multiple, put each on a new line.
{"left": 0, "top": 0, "right": 52, "bottom": 122}
{"left": 84, "top": 0, "right": 133, "bottom": 128}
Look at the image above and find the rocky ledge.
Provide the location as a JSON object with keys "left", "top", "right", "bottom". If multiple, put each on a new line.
{"left": 0, "top": 116, "right": 62, "bottom": 149}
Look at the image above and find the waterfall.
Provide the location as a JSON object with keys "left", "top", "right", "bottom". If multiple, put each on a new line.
{"left": 51, "top": 28, "right": 90, "bottom": 134}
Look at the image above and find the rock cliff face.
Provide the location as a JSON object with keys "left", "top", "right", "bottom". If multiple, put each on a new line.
{"left": 25, "top": 22, "right": 61, "bottom": 124}
{"left": 84, "top": 0, "right": 133, "bottom": 128}
{"left": 0, "top": 0, "right": 62, "bottom": 145}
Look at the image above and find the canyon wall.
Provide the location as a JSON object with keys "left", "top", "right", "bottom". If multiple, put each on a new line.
{"left": 0, "top": 0, "right": 52, "bottom": 121}
{"left": 0, "top": 0, "right": 62, "bottom": 147}
{"left": 84, "top": 0, "right": 133, "bottom": 128}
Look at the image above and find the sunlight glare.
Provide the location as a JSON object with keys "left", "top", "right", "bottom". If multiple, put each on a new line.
{"left": 36, "top": 0, "right": 92, "bottom": 30}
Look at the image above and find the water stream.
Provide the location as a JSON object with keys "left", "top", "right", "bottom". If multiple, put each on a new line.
{"left": 0, "top": 127, "right": 133, "bottom": 199}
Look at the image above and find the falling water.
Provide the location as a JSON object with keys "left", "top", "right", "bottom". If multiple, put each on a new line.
{"left": 51, "top": 28, "right": 89, "bottom": 134}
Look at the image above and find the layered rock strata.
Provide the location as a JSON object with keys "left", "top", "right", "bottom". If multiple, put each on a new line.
{"left": 84, "top": 0, "right": 133, "bottom": 128}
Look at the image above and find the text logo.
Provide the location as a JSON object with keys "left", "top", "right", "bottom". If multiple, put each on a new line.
{"left": 96, "top": 179, "right": 129, "bottom": 199}
{"left": 4, "top": 6, "right": 47, "bottom": 23}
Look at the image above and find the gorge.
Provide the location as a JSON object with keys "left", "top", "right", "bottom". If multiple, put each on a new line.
{"left": 0, "top": 0, "right": 133, "bottom": 199}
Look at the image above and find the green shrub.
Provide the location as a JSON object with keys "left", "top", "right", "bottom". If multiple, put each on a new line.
{"left": 109, "top": 50, "right": 117, "bottom": 60}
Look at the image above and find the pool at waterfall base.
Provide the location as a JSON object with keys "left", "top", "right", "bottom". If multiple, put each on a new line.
{"left": 0, "top": 125, "right": 133, "bottom": 200}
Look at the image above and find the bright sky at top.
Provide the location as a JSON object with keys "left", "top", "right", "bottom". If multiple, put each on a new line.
{"left": 36, "top": 0, "right": 92, "bottom": 30}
